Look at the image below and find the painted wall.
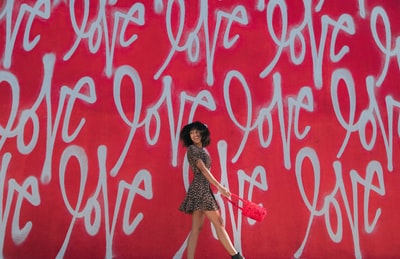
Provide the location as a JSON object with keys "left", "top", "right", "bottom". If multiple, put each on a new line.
{"left": 1, "top": 0, "right": 400, "bottom": 258}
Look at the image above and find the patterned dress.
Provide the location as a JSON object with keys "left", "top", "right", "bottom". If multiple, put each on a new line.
{"left": 179, "top": 144, "right": 219, "bottom": 214}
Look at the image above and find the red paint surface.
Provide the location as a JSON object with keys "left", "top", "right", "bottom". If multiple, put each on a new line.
{"left": 1, "top": 1, "right": 400, "bottom": 258}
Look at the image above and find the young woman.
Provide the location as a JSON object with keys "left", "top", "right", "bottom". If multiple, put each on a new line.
{"left": 179, "top": 121, "right": 244, "bottom": 259}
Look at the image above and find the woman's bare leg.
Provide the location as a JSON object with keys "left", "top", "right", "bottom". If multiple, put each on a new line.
{"left": 204, "top": 210, "right": 237, "bottom": 256}
{"left": 187, "top": 211, "right": 205, "bottom": 259}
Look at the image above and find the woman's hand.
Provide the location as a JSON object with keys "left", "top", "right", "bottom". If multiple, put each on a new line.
{"left": 218, "top": 186, "right": 231, "bottom": 198}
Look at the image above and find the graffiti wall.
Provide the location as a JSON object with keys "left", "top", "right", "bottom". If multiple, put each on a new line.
{"left": 1, "top": 0, "right": 400, "bottom": 258}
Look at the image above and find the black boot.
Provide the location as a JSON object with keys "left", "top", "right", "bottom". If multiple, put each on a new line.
{"left": 232, "top": 252, "right": 244, "bottom": 259}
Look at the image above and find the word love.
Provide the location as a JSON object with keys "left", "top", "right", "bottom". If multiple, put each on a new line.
{"left": 0, "top": 0, "right": 145, "bottom": 78}
{"left": 331, "top": 69, "right": 400, "bottom": 172}
{"left": 63, "top": 0, "right": 145, "bottom": 77}
{"left": 260, "top": 0, "right": 400, "bottom": 91}
{"left": 154, "top": 0, "right": 248, "bottom": 85}
{"left": 57, "top": 145, "right": 152, "bottom": 258}
{"left": 0, "top": 54, "right": 96, "bottom": 183}
{"left": 0, "top": 147, "right": 153, "bottom": 259}
{"left": 295, "top": 147, "right": 385, "bottom": 259}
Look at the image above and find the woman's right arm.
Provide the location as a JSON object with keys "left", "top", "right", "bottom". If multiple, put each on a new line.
{"left": 195, "top": 159, "right": 231, "bottom": 198}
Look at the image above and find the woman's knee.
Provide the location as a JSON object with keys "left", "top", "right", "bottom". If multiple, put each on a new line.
{"left": 214, "top": 215, "right": 225, "bottom": 228}
{"left": 217, "top": 215, "right": 225, "bottom": 226}
{"left": 205, "top": 210, "right": 225, "bottom": 227}
{"left": 191, "top": 219, "right": 204, "bottom": 232}
{"left": 192, "top": 223, "right": 204, "bottom": 233}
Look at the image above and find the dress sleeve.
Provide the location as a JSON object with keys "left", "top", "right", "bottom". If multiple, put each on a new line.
{"left": 187, "top": 145, "right": 201, "bottom": 166}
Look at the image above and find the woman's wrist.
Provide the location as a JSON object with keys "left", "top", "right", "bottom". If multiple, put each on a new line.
{"left": 218, "top": 185, "right": 231, "bottom": 197}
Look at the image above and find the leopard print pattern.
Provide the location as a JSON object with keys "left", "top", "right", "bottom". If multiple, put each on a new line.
{"left": 179, "top": 145, "right": 219, "bottom": 214}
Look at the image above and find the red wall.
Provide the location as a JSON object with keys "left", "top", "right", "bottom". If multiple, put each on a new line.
{"left": 1, "top": 0, "right": 400, "bottom": 258}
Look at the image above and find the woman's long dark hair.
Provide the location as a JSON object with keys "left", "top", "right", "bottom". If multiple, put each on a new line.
{"left": 179, "top": 121, "right": 210, "bottom": 147}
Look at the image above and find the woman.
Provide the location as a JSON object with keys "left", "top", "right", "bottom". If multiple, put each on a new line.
{"left": 179, "top": 121, "right": 244, "bottom": 259}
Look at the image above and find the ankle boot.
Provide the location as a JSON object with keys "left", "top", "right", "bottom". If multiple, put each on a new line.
{"left": 232, "top": 252, "right": 244, "bottom": 259}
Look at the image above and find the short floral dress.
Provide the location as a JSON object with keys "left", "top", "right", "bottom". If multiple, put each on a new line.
{"left": 179, "top": 144, "right": 219, "bottom": 214}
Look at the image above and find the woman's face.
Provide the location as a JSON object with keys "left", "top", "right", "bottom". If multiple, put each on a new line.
{"left": 190, "top": 128, "right": 202, "bottom": 146}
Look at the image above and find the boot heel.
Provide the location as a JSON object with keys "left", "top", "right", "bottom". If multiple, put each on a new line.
{"left": 231, "top": 252, "right": 244, "bottom": 259}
